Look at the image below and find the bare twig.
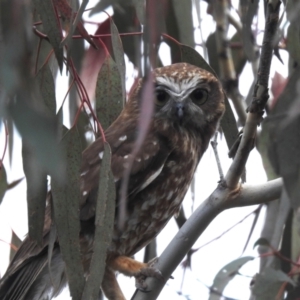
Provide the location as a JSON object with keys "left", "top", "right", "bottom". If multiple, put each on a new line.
{"left": 210, "top": 132, "right": 224, "bottom": 180}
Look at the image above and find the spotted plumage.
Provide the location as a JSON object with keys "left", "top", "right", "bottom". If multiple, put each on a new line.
{"left": 0, "top": 63, "right": 225, "bottom": 300}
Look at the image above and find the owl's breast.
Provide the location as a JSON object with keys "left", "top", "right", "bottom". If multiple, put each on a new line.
{"left": 108, "top": 136, "right": 201, "bottom": 258}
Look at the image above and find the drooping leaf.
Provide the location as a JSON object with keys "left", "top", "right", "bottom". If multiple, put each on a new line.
{"left": 209, "top": 256, "right": 254, "bottom": 300}
{"left": 36, "top": 65, "right": 56, "bottom": 115}
{"left": 180, "top": 44, "right": 238, "bottom": 151}
{"left": 169, "top": 0, "right": 194, "bottom": 48}
{"left": 252, "top": 267, "right": 295, "bottom": 299}
{"left": 253, "top": 237, "right": 270, "bottom": 249}
{"left": 96, "top": 56, "right": 123, "bottom": 130}
{"left": 51, "top": 126, "right": 85, "bottom": 300}
{"left": 80, "top": 20, "right": 111, "bottom": 101}
{"left": 110, "top": 18, "right": 126, "bottom": 105}
{"left": 0, "top": 163, "right": 8, "bottom": 205}
{"left": 263, "top": 67, "right": 300, "bottom": 209}
{"left": 22, "top": 140, "right": 47, "bottom": 246}
{"left": 9, "top": 230, "right": 22, "bottom": 262}
{"left": 112, "top": 3, "right": 142, "bottom": 67}
{"left": 132, "top": 0, "right": 145, "bottom": 24}
{"left": 82, "top": 142, "right": 116, "bottom": 299}
{"left": 9, "top": 92, "right": 65, "bottom": 181}
{"left": 33, "top": 0, "right": 64, "bottom": 71}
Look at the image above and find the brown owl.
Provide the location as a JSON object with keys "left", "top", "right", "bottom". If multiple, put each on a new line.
{"left": 0, "top": 63, "right": 225, "bottom": 300}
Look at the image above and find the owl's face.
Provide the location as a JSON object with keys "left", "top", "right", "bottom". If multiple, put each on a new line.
{"left": 152, "top": 63, "right": 225, "bottom": 131}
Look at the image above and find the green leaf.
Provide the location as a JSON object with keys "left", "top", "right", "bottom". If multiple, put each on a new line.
{"left": 36, "top": 65, "right": 56, "bottom": 115}
{"left": 22, "top": 141, "right": 47, "bottom": 246}
{"left": 253, "top": 237, "right": 270, "bottom": 249}
{"left": 252, "top": 267, "right": 296, "bottom": 299}
{"left": 0, "top": 163, "right": 8, "bottom": 205}
{"left": 110, "top": 18, "right": 126, "bottom": 105}
{"left": 133, "top": 0, "right": 145, "bottom": 24}
{"left": 180, "top": 44, "right": 218, "bottom": 76}
{"left": 33, "top": 0, "right": 64, "bottom": 71}
{"left": 82, "top": 142, "right": 116, "bottom": 299}
{"left": 9, "top": 92, "right": 65, "bottom": 181}
{"left": 209, "top": 256, "right": 254, "bottom": 300}
{"left": 96, "top": 56, "right": 123, "bottom": 130}
{"left": 9, "top": 230, "right": 22, "bottom": 262}
{"left": 51, "top": 126, "right": 85, "bottom": 300}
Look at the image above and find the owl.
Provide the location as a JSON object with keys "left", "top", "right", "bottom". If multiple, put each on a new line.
{"left": 0, "top": 63, "right": 225, "bottom": 300}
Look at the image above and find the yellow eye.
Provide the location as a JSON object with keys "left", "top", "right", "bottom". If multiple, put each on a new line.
{"left": 190, "top": 88, "right": 208, "bottom": 105}
{"left": 155, "top": 90, "right": 169, "bottom": 106}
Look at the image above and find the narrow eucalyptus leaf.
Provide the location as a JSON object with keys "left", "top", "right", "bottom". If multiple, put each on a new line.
{"left": 51, "top": 126, "right": 85, "bottom": 300}
{"left": 96, "top": 56, "right": 123, "bottom": 129}
{"left": 9, "top": 231, "right": 22, "bottom": 262}
{"left": 22, "top": 141, "right": 47, "bottom": 246}
{"left": 36, "top": 65, "right": 56, "bottom": 115}
{"left": 110, "top": 19, "right": 126, "bottom": 105}
{"left": 82, "top": 142, "right": 116, "bottom": 299}
{"left": 209, "top": 256, "right": 254, "bottom": 300}
{"left": 0, "top": 163, "right": 8, "bottom": 205}
{"left": 33, "top": 0, "right": 64, "bottom": 71}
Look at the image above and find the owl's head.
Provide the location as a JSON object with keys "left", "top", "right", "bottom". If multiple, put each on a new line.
{"left": 151, "top": 63, "right": 225, "bottom": 132}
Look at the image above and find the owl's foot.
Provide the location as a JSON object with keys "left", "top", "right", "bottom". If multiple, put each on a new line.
{"left": 108, "top": 255, "right": 164, "bottom": 291}
{"left": 134, "top": 257, "right": 164, "bottom": 291}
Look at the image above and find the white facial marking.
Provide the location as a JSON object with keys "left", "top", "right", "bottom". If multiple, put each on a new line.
{"left": 156, "top": 75, "right": 203, "bottom": 100}
{"left": 124, "top": 155, "right": 129, "bottom": 159}
{"left": 83, "top": 191, "right": 88, "bottom": 196}
{"left": 99, "top": 151, "right": 104, "bottom": 159}
{"left": 119, "top": 135, "right": 127, "bottom": 141}
{"left": 136, "top": 157, "right": 141, "bottom": 162}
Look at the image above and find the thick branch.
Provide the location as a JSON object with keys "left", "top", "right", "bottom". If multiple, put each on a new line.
{"left": 131, "top": 179, "right": 282, "bottom": 300}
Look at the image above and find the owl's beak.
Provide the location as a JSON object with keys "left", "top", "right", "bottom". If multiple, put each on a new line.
{"left": 175, "top": 103, "right": 184, "bottom": 119}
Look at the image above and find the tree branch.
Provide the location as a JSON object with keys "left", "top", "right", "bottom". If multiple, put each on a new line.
{"left": 131, "top": 179, "right": 282, "bottom": 300}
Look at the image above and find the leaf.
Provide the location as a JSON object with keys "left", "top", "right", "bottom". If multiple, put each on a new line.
{"left": 133, "top": 0, "right": 145, "bottom": 24}
{"left": 36, "top": 65, "right": 56, "bottom": 115}
{"left": 253, "top": 237, "right": 270, "bottom": 249}
{"left": 0, "top": 163, "right": 8, "bottom": 205}
{"left": 51, "top": 126, "right": 85, "bottom": 300}
{"left": 180, "top": 43, "right": 218, "bottom": 77}
{"left": 252, "top": 267, "right": 296, "bottom": 298}
{"left": 170, "top": 0, "right": 195, "bottom": 48}
{"left": 263, "top": 67, "right": 300, "bottom": 209}
{"left": 231, "top": 33, "right": 247, "bottom": 77}
{"left": 209, "top": 256, "right": 254, "bottom": 300}
{"left": 22, "top": 140, "right": 47, "bottom": 246}
{"left": 9, "top": 230, "right": 22, "bottom": 262}
{"left": 33, "top": 0, "right": 64, "bottom": 71}
{"left": 110, "top": 18, "right": 126, "bottom": 105}
{"left": 96, "top": 56, "right": 123, "bottom": 130}
{"left": 9, "top": 91, "right": 65, "bottom": 181}
{"left": 82, "top": 142, "right": 116, "bottom": 299}
{"left": 112, "top": 4, "right": 142, "bottom": 66}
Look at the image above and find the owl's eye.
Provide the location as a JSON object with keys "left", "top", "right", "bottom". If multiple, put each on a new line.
{"left": 190, "top": 88, "right": 208, "bottom": 105}
{"left": 155, "top": 90, "right": 169, "bottom": 106}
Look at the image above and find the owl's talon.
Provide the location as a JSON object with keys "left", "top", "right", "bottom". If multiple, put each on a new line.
{"left": 134, "top": 266, "right": 164, "bottom": 291}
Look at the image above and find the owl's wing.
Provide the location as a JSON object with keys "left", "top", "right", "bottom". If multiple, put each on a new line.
{"left": 80, "top": 127, "right": 172, "bottom": 220}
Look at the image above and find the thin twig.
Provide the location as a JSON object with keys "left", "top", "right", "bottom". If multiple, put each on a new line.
{"left": 210, "top": 132, "right": 224, "bottom": 180}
